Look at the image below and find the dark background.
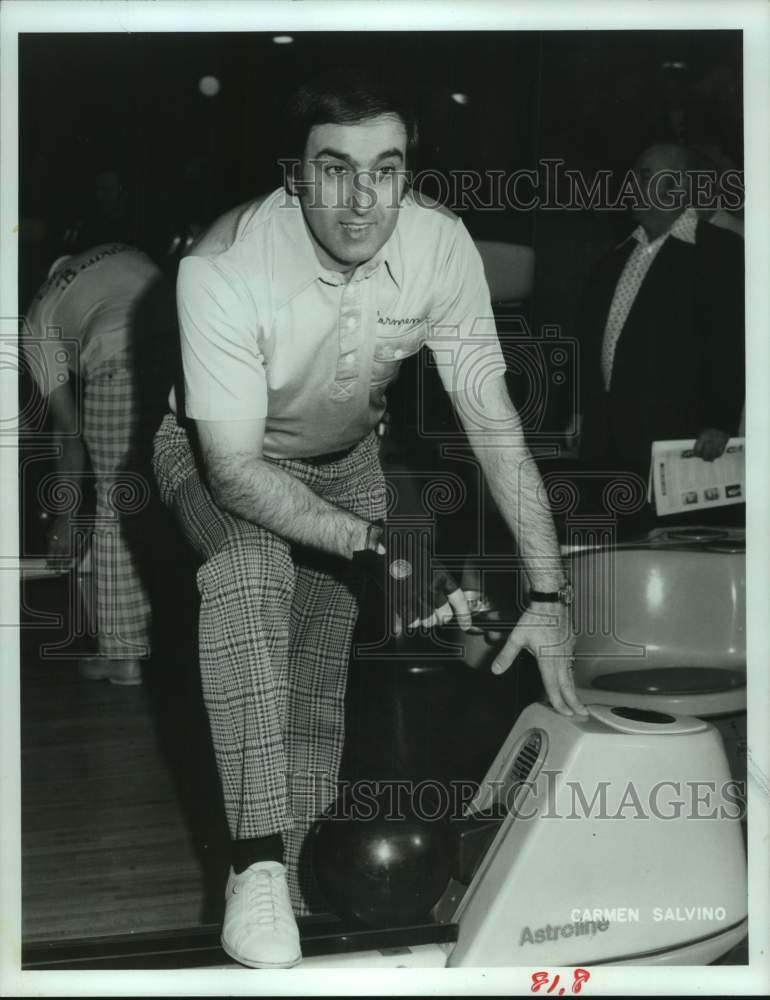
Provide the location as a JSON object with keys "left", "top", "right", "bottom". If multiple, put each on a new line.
{"left": 19, "top": 29, "right": 742, "bottom": 302}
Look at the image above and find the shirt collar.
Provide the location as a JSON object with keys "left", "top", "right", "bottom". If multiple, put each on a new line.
{"left": 273, "top": 191, "right": 402, "bottom": 307}
{"left": 629, "top": 207, "right": 699, "bottom": 249}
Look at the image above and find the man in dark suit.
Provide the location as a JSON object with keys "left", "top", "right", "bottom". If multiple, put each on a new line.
{"left": 577, "top": 143, "right": 744, "bottom": 520}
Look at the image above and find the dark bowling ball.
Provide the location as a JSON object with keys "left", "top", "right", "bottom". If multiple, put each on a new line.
{"left": 310, "top": 784, "right": 453, "bottom": 928}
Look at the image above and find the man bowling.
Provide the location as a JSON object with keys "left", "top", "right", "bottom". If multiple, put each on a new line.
{"left": 152, "top": 67, "right": 585, "bottom": 969}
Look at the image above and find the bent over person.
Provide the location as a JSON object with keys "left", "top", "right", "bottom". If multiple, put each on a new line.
{"left": 23, "top": 244, "right": 175, "bottom": 685}
{"left": 151, "top": 68, "right": 585, "bottom": 969}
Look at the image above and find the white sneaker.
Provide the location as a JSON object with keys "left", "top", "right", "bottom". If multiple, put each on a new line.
{"left": 221, "top": 861, "right": 302, "bottom": 969}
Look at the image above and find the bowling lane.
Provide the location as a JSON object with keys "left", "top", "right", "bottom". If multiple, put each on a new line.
{"left": 21, "top": 572, "right": 230, "bottom": 942}
{"left": 21, "top": 656, "right": 227, "bottom": 941}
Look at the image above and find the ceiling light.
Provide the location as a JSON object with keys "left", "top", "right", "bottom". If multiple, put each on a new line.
{"left": 198, "top": 75, "right": 221, "bottom": 97}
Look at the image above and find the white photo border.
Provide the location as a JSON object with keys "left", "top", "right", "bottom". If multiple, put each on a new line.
{"left": 1, "top": 0, "right": 768, "bottom": 996}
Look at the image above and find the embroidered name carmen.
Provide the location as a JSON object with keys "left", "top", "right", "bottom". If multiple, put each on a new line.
{"left": 377, "top": 312, "right": 427, "bottom": 327}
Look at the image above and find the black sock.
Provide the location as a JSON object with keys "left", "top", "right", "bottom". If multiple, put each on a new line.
{"left": 232, "top": 833, "right": 284, "bottom": 873}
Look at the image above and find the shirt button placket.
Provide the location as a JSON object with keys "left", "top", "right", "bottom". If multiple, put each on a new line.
{"left": 335, "top": 281, "right": 361, "bottom": 391}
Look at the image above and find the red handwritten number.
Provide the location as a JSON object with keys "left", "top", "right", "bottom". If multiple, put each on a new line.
{"left": 533, "top": 970, "right": 591, "bottom": 995}
{"left": 572, "top": 969, "right": 591, "bottom": 993}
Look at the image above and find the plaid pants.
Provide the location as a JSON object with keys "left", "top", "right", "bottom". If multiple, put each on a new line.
{"left": 152, "top": 413, "right": 386, "bottom": 912}
{"left": 81, "top": 351, "right": 159, "bottom": 659}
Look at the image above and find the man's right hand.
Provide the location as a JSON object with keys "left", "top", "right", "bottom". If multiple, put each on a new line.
{"left": 354, "top": 522, "right": 472, "bottom": 634}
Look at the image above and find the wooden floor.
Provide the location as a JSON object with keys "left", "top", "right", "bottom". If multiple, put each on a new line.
{"left": 21, "top": 656, "right": 232, "bottom": 942}
{"left": 21, "top": 572, "right": 230, "bottom": 943}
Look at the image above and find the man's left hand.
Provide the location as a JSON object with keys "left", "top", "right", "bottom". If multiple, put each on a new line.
{"left": 693, "top": 427, "right": 730, "bottom": 462}
{"left": 490, "top": 605, "right": 588, "bottom": 717}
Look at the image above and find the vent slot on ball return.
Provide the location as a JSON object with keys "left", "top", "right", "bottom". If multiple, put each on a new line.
{"left": 506, "top": 730, "right": 545, "bottom": 792}
{"left": 451, "top": 730, "right": 547, "bottom": 887}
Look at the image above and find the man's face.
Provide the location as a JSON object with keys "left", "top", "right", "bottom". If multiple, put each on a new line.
{"left": 293, "top": 114, "right": 408, "bottom": 272}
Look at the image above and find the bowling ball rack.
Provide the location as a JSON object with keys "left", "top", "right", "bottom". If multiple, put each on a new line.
{"left": 22, "top": 915, "right": 459, "bottom": 970}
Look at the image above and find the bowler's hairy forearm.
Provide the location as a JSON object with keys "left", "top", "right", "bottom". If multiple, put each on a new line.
{"left": 457, "top": 383, "right": 565, "bottom": 591}
{"left": 202, "top": 446, "right": 369, "bottom": 559}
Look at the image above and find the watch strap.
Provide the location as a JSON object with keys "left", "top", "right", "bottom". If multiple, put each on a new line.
{"left": 529, "top": 590, "right": 561, "bottom": 603}
{"left": 529, "top": 581, "right": 573, "bottom": 606}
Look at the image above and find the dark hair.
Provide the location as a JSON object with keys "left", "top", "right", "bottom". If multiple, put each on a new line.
{"left": 281, "top": 66, "right": 419, "bottom": 168}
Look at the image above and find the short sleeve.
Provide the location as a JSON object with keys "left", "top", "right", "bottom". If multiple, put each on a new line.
{"left": 426, "top": 219, "right": 507, "bottom": 395}
{"left": 177, "top": 255, "right": 267, "bottom": 421}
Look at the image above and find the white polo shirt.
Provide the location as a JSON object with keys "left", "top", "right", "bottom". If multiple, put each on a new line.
{"left": 175, "top": 188, "right": 506, "bottom": 459}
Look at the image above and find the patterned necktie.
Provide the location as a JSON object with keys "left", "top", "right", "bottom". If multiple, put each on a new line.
{"left": 600, "top": 210, "right": 699, "bottom": 391}
{"left": 600, "top": 238, "right": 666, "bottom": 390}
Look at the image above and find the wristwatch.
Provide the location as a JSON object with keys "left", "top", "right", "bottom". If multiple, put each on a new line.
{"left": 528, "top": 581, "right": 574, "bottom": 606}
{"left": 352, "top": 520, "right": 385, "bottom": 563}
